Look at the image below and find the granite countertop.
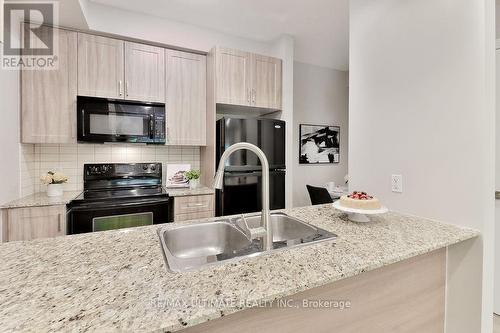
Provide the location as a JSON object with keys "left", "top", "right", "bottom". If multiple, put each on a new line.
{"left": 165, "top": 186, "right": 214, "bottom": 197}
{"left": 0, "top": 205, "right": 479, "bottom": 332}
{"left": 1, "top": 187, "right": 214, "bottom": 209}
{"left": 0, "top": 191, "right": 82, "bottom": 209}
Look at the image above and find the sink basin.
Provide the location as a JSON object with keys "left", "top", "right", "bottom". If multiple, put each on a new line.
{"left": 158, "top": 213, "right": 336, "bottom": 273}
{"left": 163, "top": 221, "right": 252, "bottom": 258}
{"left": 234, "top": 212, "right": 317, "bottom": 242}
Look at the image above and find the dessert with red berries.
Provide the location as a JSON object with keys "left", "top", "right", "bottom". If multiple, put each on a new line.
{"left": 339, "top": 191, "right": 381, "bottom": 210}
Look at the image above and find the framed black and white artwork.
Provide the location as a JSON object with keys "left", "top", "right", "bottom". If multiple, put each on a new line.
{"left": 299, "top": 124, "right": 340, "bottom": 164}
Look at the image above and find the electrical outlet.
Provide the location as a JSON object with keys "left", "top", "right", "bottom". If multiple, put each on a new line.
{"left": 391, "top": 174, "right": 403, "bottom": 193}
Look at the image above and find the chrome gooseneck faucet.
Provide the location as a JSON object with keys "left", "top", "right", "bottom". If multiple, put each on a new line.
{"left": 213, "top": 142, "right": 273, "bottom": 251}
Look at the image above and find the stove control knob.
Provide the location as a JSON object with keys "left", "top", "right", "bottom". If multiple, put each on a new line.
{"left": 142, "top": 164, "right": 148, "bottom": 171}
{"left": 150, "top": 165, "right": 156, "bottom": 171}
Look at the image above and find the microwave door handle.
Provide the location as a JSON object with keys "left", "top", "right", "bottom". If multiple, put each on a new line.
{"left": 81, "top": 109, "right": 85, "bottom": 137}
{"left": 149, "top": 115, "right": 154, "bottom": 139}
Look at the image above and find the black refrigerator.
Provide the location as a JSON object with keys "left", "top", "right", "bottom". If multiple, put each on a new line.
{"left": 216, "top": 117, "right": 286, "bottom": 217}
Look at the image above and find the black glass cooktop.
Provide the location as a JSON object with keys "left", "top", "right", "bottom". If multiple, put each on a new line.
{"left": 73, "top": 186, "right": 167, "bottom": 203}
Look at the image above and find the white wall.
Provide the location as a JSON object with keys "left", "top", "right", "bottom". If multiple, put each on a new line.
{"left": 0, "top": 14, "right": 20, "bottom": 207}
{"left": 349, "top": 0, "right": 495, "bottom": 332}
{"left": 0, "top": 68, "right": 20, "bottom": 206}
{"left": 495, "top": 45, "right": 500, "bottom": 315}
{"left": 496, "top": 0, "right": 500, "bottom": 38}
{"left": 293, "top": 62, "right": 348, "bottom": 207}
{"left": 0, "top": 40, "right": 20, "bottom": 243}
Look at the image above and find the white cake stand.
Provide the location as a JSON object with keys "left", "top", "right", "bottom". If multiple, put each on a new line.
{"left": 333, "top": 201, "right": 388, "bottom": 223}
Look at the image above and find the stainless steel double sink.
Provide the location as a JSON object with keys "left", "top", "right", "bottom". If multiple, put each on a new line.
{"left": 158, "top": 212, "right": 337, "bottom": 272}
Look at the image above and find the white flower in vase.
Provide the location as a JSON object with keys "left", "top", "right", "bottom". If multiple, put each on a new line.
{"left": 40, "top": 171, "right": 69, "bottom": 197}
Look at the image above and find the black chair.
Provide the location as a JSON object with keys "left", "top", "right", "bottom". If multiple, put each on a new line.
{"left": 306, "top": 185, "right": 334, "bottom": 205}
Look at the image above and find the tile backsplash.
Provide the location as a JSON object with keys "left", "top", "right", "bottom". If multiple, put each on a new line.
{"left": 20, "top": 144, "right": 201, "bottom": 196}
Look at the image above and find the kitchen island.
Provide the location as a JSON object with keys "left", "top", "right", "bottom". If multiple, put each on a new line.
{"left": 0, "top": 204, "right": 478, "bottom": 332}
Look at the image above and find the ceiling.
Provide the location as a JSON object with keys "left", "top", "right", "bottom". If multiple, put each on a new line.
{"left": 88, "top": 0, "right": 350, "bottom": 70}
{"left": 8, "top": 0, "right": 89, "bottom": 29}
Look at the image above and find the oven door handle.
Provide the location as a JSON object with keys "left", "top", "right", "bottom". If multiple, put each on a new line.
{"left": 67, "top": 197, "right": 169, "bottom": 212}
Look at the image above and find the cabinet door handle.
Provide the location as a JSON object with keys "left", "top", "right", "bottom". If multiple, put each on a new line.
{"left": 126, "top": 81, "right": 129, "bottom": 97}
{"left": 119, "top": 80, "right": 123, "bottom": 96}
{"left": 252, "top": 89, "right": 256, "bottom": 104}
{"left": 187, "top": 203, "right": 207, "bottom": 208}
{"left": 57, "top": 214, "right": 61, "bottom": 232}
{"left": 247, "top": 88, "right": 250, "bottom": 103}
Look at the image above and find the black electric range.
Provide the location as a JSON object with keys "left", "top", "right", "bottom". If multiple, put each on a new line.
{"left": 67, "top": 163, "right": 170, "bottom": 234}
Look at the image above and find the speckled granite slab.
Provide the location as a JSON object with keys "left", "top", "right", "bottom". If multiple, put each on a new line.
{"left": 0, "top": 205, "right": 478, "bottom": 332}
{"left": 1, "top": 191, "right": 82, "bottom": 209}
{"left": 165, "top": 186, "right": 214, "bottom": 197}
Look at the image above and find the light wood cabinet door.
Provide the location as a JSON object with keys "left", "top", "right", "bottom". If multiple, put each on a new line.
{"left": 215, "top": 48, "right": 252, "bottom": 106}
{"left": 21, "top": 27, "right": 77, "bottom": 143}
{"left": 252, "top": 54, "right": 282, "bottom": 109}
{"left": 166, "top": 50, "right": 207, "bottom": 145}
{"left": 77, "top": 34, "right": 124, "bottom": 98}
{"left": 125, "top": 42, "right": 165, "bottom": 102}
{"left": 3, "top": 205, "right": 66, "bottom": 242}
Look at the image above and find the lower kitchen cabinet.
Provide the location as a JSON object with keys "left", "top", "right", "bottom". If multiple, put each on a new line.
{"left": 1, "top": 205, "right": 66, "bottom": 242}
{"left": 173, "top": 194, "right": 214, "bottom": 222}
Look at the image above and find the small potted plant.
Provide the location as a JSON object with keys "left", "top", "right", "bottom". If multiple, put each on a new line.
{"left": 185, "top": 170, "right": 201, "bottom": 190}
{"left": 40, "top": 171, "right": 68, "bottom": 197}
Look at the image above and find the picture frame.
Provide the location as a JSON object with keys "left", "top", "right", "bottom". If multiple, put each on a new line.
{"left": 299, "top": 124, "right": 340, "bottom": 164}
{"left": 165, "top": 164, "right": 191, "bottom": 188}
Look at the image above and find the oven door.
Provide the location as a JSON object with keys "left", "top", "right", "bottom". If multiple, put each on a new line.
{"left": 77, "top": 96, "right": 165, "bottom": 144}
{"left": 67, "top": 197, "right": 169, "bottom": 234}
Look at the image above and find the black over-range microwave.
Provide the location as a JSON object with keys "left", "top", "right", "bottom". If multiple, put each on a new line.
{"left": 77, "top": 96, "right": 166, "bottom": 144}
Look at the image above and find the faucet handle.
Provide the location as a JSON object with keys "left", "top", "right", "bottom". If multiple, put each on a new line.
{"left": 238, "top": 214, "right": 252, "bottom": 239}
{"left": 239, "top": 214, "right": 267, "bottom": 240}
{"left": 240, "top": 214, "right": 250, "bottom": 230}
{"left": 249, "top": 227, "right": 267, "bottom": 239}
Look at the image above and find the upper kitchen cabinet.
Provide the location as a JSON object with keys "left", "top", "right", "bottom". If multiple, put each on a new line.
{"left": 21, "top": 26, "right": 78, "bottom": 144}
{"left": 214, "top": 47, "right": 282, "bottom": 110}
{"left": 78, "top": 35, "right": 165, "bottom": 103}
{"left": 125, "top": 42, "right": 165, "bottom": 102}
{"left": 252, "top": 54, "right": 282, "bottom": 109}
{"left": 215, "top": 48, "right": 252, "bottom": 106}
{"left": 166, "top": 50, "right": 207, "bottom": 145}
{"left": 77, "top": 34, "right": 124, "bottom": 99}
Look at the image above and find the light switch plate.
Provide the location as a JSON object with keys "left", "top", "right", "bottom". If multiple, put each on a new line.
{"left": 391, "top": 174, "right": 403, "bottom": 193}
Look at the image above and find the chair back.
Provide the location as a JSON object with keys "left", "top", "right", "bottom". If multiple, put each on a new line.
{"left": 306, "top": 185, "right": 334, "bottom": 205}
